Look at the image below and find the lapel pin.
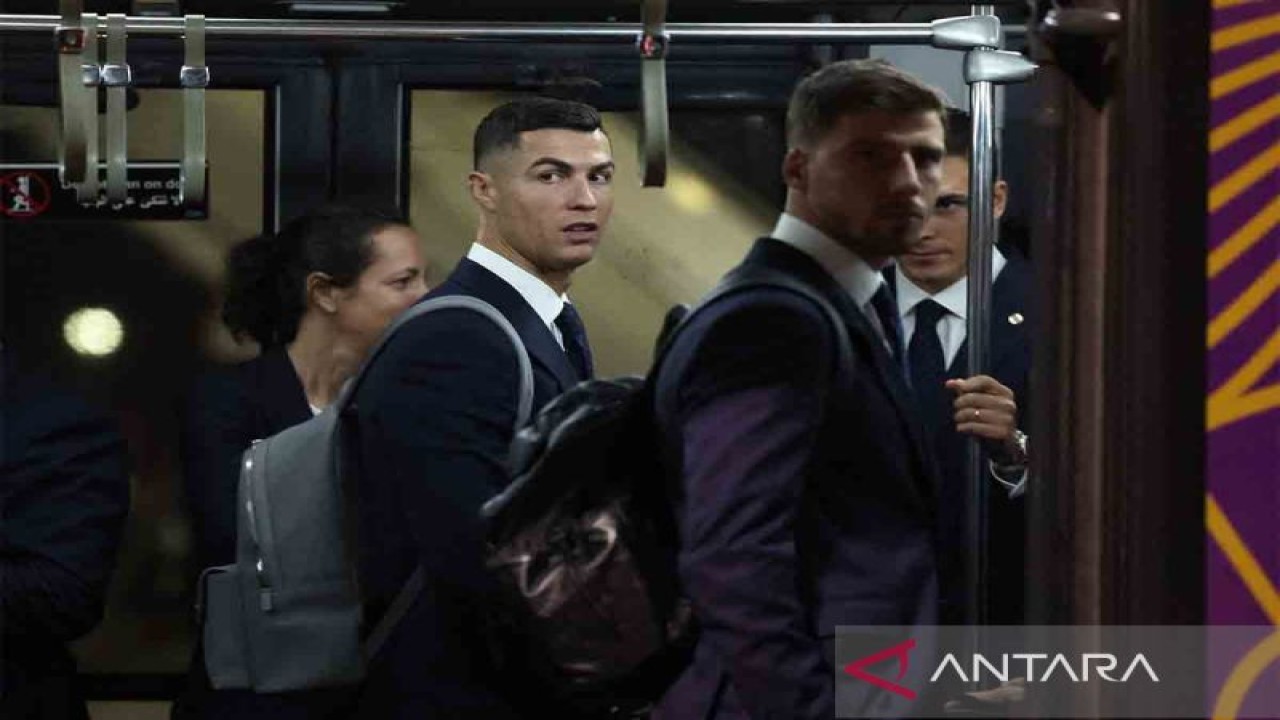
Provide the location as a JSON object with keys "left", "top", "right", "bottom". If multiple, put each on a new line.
{"left": 1008, "top": 312, "right": 1024, "bottom": 326}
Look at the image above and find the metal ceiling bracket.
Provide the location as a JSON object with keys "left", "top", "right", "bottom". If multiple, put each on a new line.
{"left": 180, "top": 14, "right": 209, "bottom": 214}
{"left": 103, "top": 13, "right": 131, "bottom": 205}
{"left": 930, "top": 14, "right": 1002, "bottom": 50}
{"left": 56, "top": 0, "right": 88, "bottom": 186}
{"left": 638, "top": 0, "right": 669, "bottom": 187}
{"left": 1040, "top": 7, "right": 1124, "bottom": 40}
{"left": 964, "top": 48, "right": 1039, "bottom": 84}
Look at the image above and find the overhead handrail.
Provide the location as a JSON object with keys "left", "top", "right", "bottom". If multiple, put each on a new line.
{"left": 638, "top": 0, "right": 668, "bottom": 187}
{"left": 2, "top": 15, "right": 1026, "bottom": 44}
{"left": 180, "top": 14, "right": 209, "bottom": 214}
{"left": 16, "top": 10, "right": 1033, "bottom": 213}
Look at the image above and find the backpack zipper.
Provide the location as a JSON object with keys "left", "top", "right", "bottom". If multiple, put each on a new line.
{"left": 243, "top": 441, "right": 275, "bottom": 612}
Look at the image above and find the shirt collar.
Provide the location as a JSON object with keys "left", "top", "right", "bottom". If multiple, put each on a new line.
{"left": 770, "top": 213, "right": 885, "bottom": 309}
{"left": 895, "top": 247, "right": 1008, "bottom": 320}
{"left": 467, "top": 242, "right": 567, "bottom": 327}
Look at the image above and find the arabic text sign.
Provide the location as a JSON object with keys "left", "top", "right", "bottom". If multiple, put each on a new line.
{"left": 0, "top": 164, "right": 207, "bottom": 221}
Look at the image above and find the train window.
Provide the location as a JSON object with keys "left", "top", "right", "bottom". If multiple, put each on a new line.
{"left": 1, "top": 89, "right": 267, "bottom": 685}
{"left": 407, "top": 89, "right": 785, "bottom": 375}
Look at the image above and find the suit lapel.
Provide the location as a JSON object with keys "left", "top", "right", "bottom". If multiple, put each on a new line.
{"left": 946, "top": 254, "right": 1029, "bottom": 380}
{"left": 751, "top": 241, "right": 936, "bottom": 498}
{"left": 444, "top": 258, "right": 579, "bottom": 392}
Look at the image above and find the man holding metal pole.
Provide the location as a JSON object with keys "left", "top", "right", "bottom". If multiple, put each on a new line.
{"left": 889, "top": 108, "right": 1031, "bottom": 627}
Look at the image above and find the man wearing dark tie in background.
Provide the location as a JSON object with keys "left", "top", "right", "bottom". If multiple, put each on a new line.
{"left": 889, "top": 109, "right": 1031, "bottom": 624}
{"left": 349, "top": 97, "right": 614, "bottom": 718}
{"left": 652, "top": 60, "right": 947, "bottom": 720}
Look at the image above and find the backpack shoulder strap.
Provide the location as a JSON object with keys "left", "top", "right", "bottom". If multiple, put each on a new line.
{"left": 655, "top": 266, "right": 854, "bottom": 378}
{"left": 336, "top": 294, "right": 535, "bottom": 428}
{"left": 348, "top": 295, "right": 536, "bottom": 662}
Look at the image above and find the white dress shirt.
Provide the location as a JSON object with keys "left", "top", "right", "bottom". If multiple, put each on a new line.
{"left": 895, "top": 248, "right": 1007, "bottom": 369}
{"left": 467, "top": 242, "right": 571, "bottom": 349}
{"left": 769, "top": 214, "right": 896, "bottom": 354}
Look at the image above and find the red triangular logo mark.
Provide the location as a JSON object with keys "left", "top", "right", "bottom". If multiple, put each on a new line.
{"left": 842, "top": 637, "right": 918, "bottom": 700}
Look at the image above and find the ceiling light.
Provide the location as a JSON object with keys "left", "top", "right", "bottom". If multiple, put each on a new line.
{"left": 64, "top": 307, "right": 125, "bottom": 358}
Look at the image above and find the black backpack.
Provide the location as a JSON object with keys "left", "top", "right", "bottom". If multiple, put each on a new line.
{"left": 480, "top": 267, "right": 853, "bottom": 716}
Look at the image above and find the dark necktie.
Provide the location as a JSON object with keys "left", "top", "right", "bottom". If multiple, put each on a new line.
{"left": 908, "top": 298, "right": 952, "bottom": 424}
{"left": 554, "top": 303, "right": 594, "bottom": 381}
{"left": 869, "top": 283, "right": 908, "bottom": 378}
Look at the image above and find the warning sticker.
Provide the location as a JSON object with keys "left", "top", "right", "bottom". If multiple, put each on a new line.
{"left": 0, "top": 171, "right": 53, "bottom": 218}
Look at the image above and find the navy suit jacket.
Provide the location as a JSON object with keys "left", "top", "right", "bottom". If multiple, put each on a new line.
{"left": 349, "top": 258, "right": 580, "bottom": 719}
{"left": 652, "top": 239, "right": 941, "bottom": 720}
{"left": 886, "top": 253, "right": 1031, "bottom": 624}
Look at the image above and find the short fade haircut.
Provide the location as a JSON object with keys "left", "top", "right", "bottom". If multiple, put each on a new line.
{"left": 472, "top": 96, "right": 605, "bottom": 170}
{"left": 786, "top": 58, "right": 948, "bottom": 149}
{"left": 942, "top": 108, "right": 1002, "bottom": 175}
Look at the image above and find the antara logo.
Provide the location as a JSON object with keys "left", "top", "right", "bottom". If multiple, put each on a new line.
{"left": 843, "top": 638, "right": 1161, "bottom": 702}
{"left": 930, "top": 653, "right": 1161, "bottom": 684}
{"left": 843, "top": 638, "right": 919, "bottom": 700}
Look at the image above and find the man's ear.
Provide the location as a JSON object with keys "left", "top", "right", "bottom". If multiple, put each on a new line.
{"left": 306, "top": 272, "right": 340, "bottom": 314}
{"left": 782, "top": 147, "right": 808, "bottom": 193}
{"left": 994, "top": 179, "right": 1009, "bottom": 219}
{"left": 468, "top": 170, "right": 499, "bottom": 212}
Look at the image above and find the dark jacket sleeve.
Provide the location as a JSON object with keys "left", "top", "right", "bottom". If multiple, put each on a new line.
{"left": 664, "top": 292, "right": 838, "bottom": 719}
{"left": 1, "top": 368, "right": 130, "bottom": 644}
{"left": 358, "top": 308, "right": 524, "bottom": 588}
{"left": 352, "top": 308, "right": 527, "bottom": 717}
{"left": 180, "top": 367, "right": 254, "bottom": 571}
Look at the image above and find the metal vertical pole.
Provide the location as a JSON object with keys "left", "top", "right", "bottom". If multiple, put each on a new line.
{"left": 964, "top": 1, "right": 998, "bottom": 686}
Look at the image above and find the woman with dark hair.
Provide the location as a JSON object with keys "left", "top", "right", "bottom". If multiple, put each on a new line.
{"left": 173, "top": 205, "right": 427, "bottom": 720}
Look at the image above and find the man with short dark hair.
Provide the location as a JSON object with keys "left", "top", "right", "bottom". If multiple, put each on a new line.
{"left": 890, "top": 108, "right": 1030, "bottom": 625}
{"left": 349, "top": 96, "right": 614, "bottom": 718}
{"left": 653, "top": 59, "right": 947, "bottom": 720}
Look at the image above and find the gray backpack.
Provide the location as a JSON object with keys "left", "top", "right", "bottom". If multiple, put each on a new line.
{"left": 197, "top": 295, "right": 534, "bottom": 692}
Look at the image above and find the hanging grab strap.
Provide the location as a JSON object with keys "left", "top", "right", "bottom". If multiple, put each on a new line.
{"left": 181, "top": 14, "right": 210, "bottom": 215}
{"left": 103, "top": 13, "right": 130, "bottom": 205}
{"left": 638, "top": 0, "right": 669, "bottom": 187}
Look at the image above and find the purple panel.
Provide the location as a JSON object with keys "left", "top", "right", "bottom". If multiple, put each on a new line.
{"left": 1206, "top": 170, "right": 1280, "bottom": 252}
{"left": 1209, "top": 548, "right": 1270, "bottom": 625}
{"left": 1209, "top": 133, "right": 1277, "bottom": 186}
{"left": 1206, "top": 212, "right": 1279, "bottom": 277}
{"left": 1213, "top": 38, "right": 1280, "bottom": 74}
{"left": 1211, "top": 76, "right": 1280, "bottom": 123}
{"left": 1208, "top": 217, "right": 1279, "bottom": 308}
{"left": 1260, "top": 357, "right": 1280, "bottom": 387}
{"left": 1208, "top": 3, "right": 1280, "bottom": 626}
{"left": 1213, "top": 1, "right": 1280, "bottom": 29}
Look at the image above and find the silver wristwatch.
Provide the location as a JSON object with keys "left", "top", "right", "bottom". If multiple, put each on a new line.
{"left": 995, "top": 429, "right": 1029, "bottom": 472}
